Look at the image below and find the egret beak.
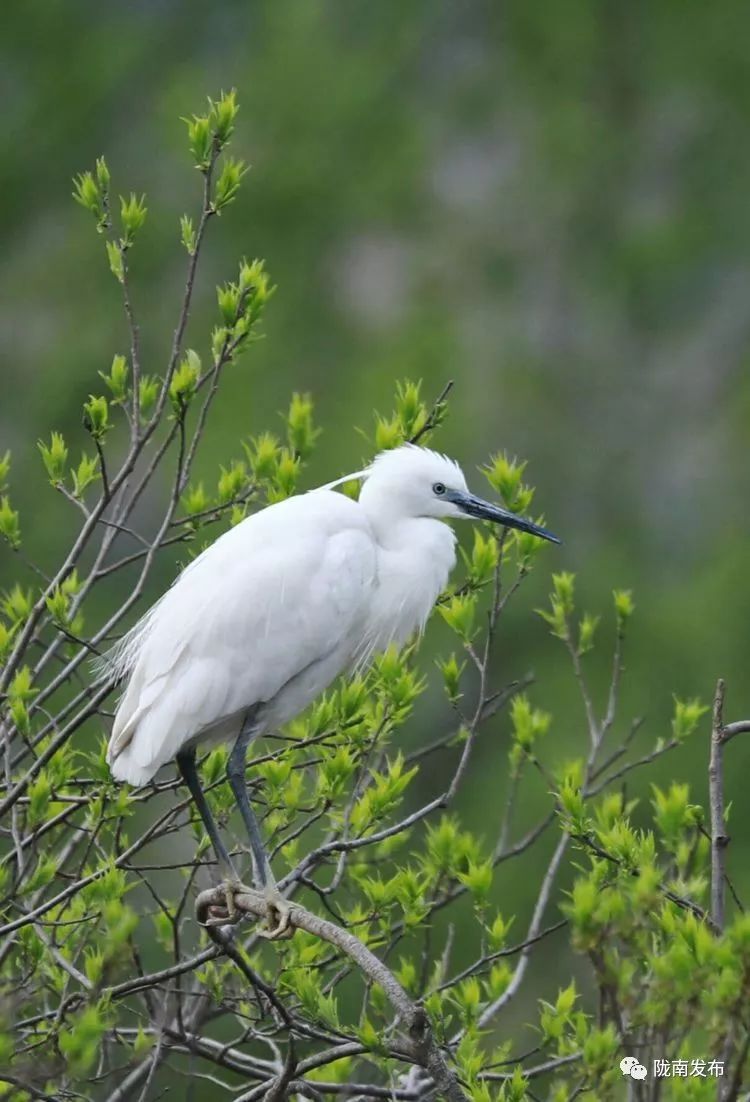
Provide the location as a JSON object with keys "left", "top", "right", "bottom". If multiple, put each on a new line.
{"left": 451, "top": 491, "right": 561, "bottom": 545}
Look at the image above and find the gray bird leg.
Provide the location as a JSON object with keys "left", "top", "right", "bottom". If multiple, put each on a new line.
{"left": 177, "top": 748, "right": 243, "bottom": 922}
{"left": 177, "top": 747, "right": 237, "bottom": 877}
{"left": 227, "top": 708, "right": 271, "bottom": 886}
{"left": 227, "top": 708, "right": 293, "bottom": 938}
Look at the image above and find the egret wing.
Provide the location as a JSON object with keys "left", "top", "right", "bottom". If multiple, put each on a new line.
{"left": 108, "top": 492, "right": 376, "bottom": 784}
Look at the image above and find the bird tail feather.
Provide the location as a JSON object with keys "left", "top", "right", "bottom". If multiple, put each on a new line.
{"left": 92, "top": 602, "right": 162, "bottom": 684}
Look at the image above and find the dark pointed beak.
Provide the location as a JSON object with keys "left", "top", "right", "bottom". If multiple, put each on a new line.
{"left": 450, "top": 491, "right": 561, "bottom": 545}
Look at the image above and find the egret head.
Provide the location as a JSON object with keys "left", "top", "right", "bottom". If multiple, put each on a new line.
{"left": 356, "top": 445, "right": 560, "bottom": 543}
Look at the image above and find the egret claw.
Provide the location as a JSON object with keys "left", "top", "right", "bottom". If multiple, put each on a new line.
{"left": 257, "top": 890, "right": 294, "bottom": 940}
{"left": 202, "top": 878, "right": 251, "bottom": 927}
{"left": 203, "top": 906, "right": 232, "bottom": 927}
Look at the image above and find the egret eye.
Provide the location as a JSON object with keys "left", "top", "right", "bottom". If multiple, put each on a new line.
{"left": 433, "top": 482, "right": 446, "bottom": 496}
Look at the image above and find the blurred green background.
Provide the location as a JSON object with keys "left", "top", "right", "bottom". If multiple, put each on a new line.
{"left": 3, "top": 0, "right": 750, "bottom": 1039}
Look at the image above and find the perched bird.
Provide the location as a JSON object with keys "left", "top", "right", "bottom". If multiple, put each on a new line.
{"left": 106, "top": 445, "right": 559, "bottom": 936}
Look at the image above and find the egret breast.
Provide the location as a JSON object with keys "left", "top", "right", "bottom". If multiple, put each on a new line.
{"left": 363, "top": 517, "right": 457, "bottom": 658}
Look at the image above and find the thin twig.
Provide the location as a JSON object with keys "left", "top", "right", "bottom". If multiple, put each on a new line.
{"left": 710, "top": 678, "right": 729, "bottom": 931}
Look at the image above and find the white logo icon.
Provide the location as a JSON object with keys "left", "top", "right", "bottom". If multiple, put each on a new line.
{"left": 620, "top": 1057, "right": 648, "bottom": 1080}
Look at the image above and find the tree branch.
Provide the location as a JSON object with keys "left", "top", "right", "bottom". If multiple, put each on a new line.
{"left": 195, "top": 887, "right": 468, "bottom": 1102}
{"left": 709, "top": 678, "right": 728, "bottom": 931}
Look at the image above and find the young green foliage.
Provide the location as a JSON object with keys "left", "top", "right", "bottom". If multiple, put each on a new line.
{"left": 82, "top": 395, "right": 110, "bottom": 440}
{"left": 169, "top": 349, "right": 201, "bottom": 414}
{"left": 72, "top": 158, "right": 110, "bottom": 233}
{"left": 0, "top": 495, "right": 21, "bottom": 549}
{"left": 99, "top": 354, "right": 129, "bottom": 403}
{"left": 119, "top": 192, "right": 148, "bottom": 245}
{"left": 38, "top": 432, "right": 69, "bottom": 485}
{"left": 4, "top": 89, "right": 745, "bottom": 1102}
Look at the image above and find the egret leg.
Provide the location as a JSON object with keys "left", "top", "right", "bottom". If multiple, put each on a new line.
{"left": 177, "top": 748, "right": 243, "bottom": 923}
{"left": 227, "top": 710, "right": 293, "bottom": 939}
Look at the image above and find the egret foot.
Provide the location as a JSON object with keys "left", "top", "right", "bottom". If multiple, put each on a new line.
{"left": 203, "top": 877, "right": 250, "bottom": 927}
{"left": 257, "top": 884, "right": 295, "bottom": 940}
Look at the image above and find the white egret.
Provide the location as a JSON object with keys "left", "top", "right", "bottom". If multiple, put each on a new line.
{"left": 106, "top": 444, "right": 559, "bottom": 936}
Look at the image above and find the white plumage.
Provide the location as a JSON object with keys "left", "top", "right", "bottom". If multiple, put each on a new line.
{"left": 104, "top": 444, "right": 558, "bottom": 933}
{"left": 107, "top": 445, "right": 559, "bottom": 785}
{"left": 107, "top": 447, "right": 466, "bottom": 784}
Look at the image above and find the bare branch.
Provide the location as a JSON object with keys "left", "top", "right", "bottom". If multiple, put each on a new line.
{"left": 709, "top": 678, "right": 729, "bottom": 931}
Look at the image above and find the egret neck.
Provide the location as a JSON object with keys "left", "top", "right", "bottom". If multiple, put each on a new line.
{"left": 358, "top": 481, "right": 457, "bottom": 651}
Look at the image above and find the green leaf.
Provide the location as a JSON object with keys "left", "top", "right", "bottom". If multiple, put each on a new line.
{"left": 510, "top": 694, "right": 551, "bottom": 751}
{"left": 425, "top": 816, "right": 461, "bottom": 875}
{"left": 483, "top": 452, "right": 533, "bottom": 513}
{"left": 268, "top": 449, "right": 300, "bottom": 501}
{"left": 216, "top": 461, "right": 247, "bottom": 504}
{"left": 82, "top": 395, "right": 110, "bottom": 440}
{"left": 138, "top": 376, "right": 160, "bottom": 420}
{"left": 213, "top": 156, "right": 247, "bottom": 212}
{"left": 556, "top": 981, "right": 577, "bottom": 1015}
{"left": 183, "top": 112, "right": 212, "bottom": 170}
{"left": 651, "top": 782, "right": 700, "bottom": 846}
{"left": 286, "top": 392, "right": 320, "bottom": 460}
{"left": 374, "top": 415, "right": 402, "bottom": 451}
{"left": 27, "top": 772, "right": 52, "bottom": 828}
{"left": 119, "top": 192, "right": 147, "bottom": 244}
{"left": 71, "top": 453, "right": 99, "bottom": 497}
{"left": 73, "top": 165, "right": 109, "bottom": 232}
{"left": 350, "top": 753, "right": 418, "bottom": 833}
{"left": 95, "top": 156, "right": 110, "bottom": 191}
{"left": 438, "top": 593, "right": 477, "bottom": 641}
{"left": 0, "top": 621, "right": 16, "bottom": 661}
{"left": 83, "top": 948, "right": 105, "bottom": 986}
{"left": 99, "top": 354, "right": 129, "bottom": 402}
{"left": 394, "top": 379, "right": 428, "bottom": 439}
{"left": 557, "top": 771, "right": 588, "bottom": 834}
{"left": 371, "top": 379, "right": 437, "bottom": 449}
{"left": 208, "top": 88, "right": 239, "bottom": 147}
{"left": 671, "top": 697, "right": 709, "bottom": 742}
{"left": 318, "top": 746, "right": 356, "bottom": 800}
{"left": 552, "top": 572, "right": 575, "bottom": 615}
{"left": 463, "top": 528, "right": 498, "bottom": 584}
{"left": 537, "top": 575, "right": 576, "bottom": 641}
{"left": 169, "top": 349, "right": 201, "bottom": 414}
{"left": 486, "top": 961, "right": 512, "bottom": 1000}
{"left": 2, "top": 584, "right": 33, "bottom": 623}
{"left": 73, "top": 170, "right": 99, "bottom": 212}
{"left": 0, "top": 495, "right": 21, "bottom": 548}
{"left": 613, "top": 588, "right": 635, "bottom": 628}
{"left": 437, "top": 653, "right": 464, "bottom": 703}
{"left": 454, "top": 976, "right": 482, "bottom": 1024}
{"left": 486, "top": 913, "right": 513, "bottom": 950}
{"left": 355, "top": 1018, "right": 387, "bottom": 1055}
{"left": 59, "top": 1002, "right": 110, "bottom": 1075}
{"left": 181, "top": 482, "right": 208, "bottom": 518}
{"left": 105, "top": 240, "right": 124, "bottom": 283}
{"left": 9, "top": 667, "right": 35, "bottom": 702}
{"left": 458, "top": 859, "right": 494, "bottom": 907}
{"left": 38, "top": 431, "right": 69, "bottom": 485}
{"left": 577, "top": 612, "right": 599, "bottom": 655}
{"left": 217, "top": 281, "right": 240, "bottom": 324}
{"left": 180, "top": 214, "right": 196, "bottom": 255}
{"left": 242, "top": 431, "right": 280, "bottom": 480}
{"left": 133, "top": 1025, "right": 154, "bottom": 1057}
{"left": 24, "top": 856, "right": 57, "bottom": 893}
